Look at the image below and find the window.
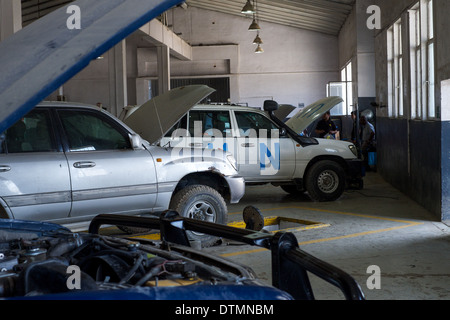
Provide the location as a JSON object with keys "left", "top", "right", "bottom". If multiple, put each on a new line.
{"left": 164, "top": 111, "right": 233, "bottom": 138}
{"left": 2, "top": 109, "right": 56, "bottom": 153}
{"left": 387, "top": 18, "right": 403, "bottom": 118}
{"left": 409, "top": 0, "right": 435, "bottom": 120}
{"left": 332, "top": 62, "right": 353, "bottom": 116}
{"left": 235, "top": 111, "right": 279, "bottom": 138}
{"left": 58, "top": 110, "right": 131, "bottom": 152}
{"left": 409, "top": 6, "right": 420, "bottom": 119}
{"left": 188, "top": 111, "right": 232, "bottom": 137}
{"left": 427, "top": 0, "right": 435, "bottom": 118}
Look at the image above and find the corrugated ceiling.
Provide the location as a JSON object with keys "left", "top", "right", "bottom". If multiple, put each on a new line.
{"left": 185, "top": 0, "right": 356, "bottom": 36}
{"left": 21, "top": 0, "right": 355, "bottom": 35}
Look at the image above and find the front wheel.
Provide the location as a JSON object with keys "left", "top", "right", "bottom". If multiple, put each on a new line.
{"left": 305, "top": 160, "right": 346, "bottom": 202}
{"left": 170, "top": 185, "right": 227, "bottom": 247}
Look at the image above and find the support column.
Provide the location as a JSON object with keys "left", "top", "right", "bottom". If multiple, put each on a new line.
{"left": 157, "top": 45, "right": 170, "bottom": 95}
{"left": 440, "top": 79, "right": 450, "bottom": 224}
{"left": 0, "top": 0, "right": 22, "bottom": 41}
{"left": 109, "top": 40, "right": 128, "bottom": 117}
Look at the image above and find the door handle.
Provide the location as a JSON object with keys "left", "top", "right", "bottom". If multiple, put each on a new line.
{"left": 241, "top": 143, "right": 255, "bottom": 148}
{"left": 73, "top": 161, "right": 96, "bottom": 169}
{"left": 0, "top": 165, "right": 11, "bottom": 172}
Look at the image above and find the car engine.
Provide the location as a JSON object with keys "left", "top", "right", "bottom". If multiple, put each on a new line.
{"left": 0, "top": 228, "right": 254, "bottom": 298}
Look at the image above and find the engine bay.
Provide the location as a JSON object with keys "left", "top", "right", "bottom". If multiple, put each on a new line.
{"left": 0, "top": 229, "right": 252, "bottom": 298}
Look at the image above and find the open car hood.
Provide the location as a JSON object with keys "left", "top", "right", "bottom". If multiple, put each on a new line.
{"left": 285, "top": 97, "right": 343, "bottom": 133}
{"left": 123, "top": 85, "right": 215, "bottom": 144}
{"left": 274, "top": 104, "right": 296, "bottom": 121}
{"left": 0, "top": 0, "right": 182, "bottom": 134}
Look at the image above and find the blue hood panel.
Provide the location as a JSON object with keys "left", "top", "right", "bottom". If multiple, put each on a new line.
{"left": 17, "top": 285, "right": 293, "bottom": 301}
{"left": 0, "top": 219, "right": 70, "bottom": 235}
{"left": 0, "top": 0, "right": 182, "bottom": 133}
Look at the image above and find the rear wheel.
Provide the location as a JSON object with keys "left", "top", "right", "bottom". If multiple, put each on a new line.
{"left": 305, "top": 160, "right": 346, "bottom": 202}
{"left": 170, "top": 185, "right": 227, "bottom": 247}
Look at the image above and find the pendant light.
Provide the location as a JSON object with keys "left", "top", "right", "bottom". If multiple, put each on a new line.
{"left": 255, "top": 44, "right": 264, "bottom": 53}
{"left": 253, "top": 32, "right": 263, "bottom": 45}
{"left": 248, "top": 14, "right": 260, "bottom": 31}
{"left": 241, "top": 0, "right": 255, "bottom": 14}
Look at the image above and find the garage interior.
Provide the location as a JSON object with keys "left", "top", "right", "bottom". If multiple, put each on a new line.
{"left": 0, "top": 0, "right": 449, "bottom": 300}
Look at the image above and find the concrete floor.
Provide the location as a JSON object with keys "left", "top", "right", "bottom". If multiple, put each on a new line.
{"left": 206, "top": 172, "right": 450, "bottom": 300}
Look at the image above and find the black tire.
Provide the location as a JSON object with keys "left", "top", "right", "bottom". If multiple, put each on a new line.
{"left": 305, "top": 160, "right": 346, "bottom": 202}
{"left": 170, "top": 185, "right": 227, "bottom": 247}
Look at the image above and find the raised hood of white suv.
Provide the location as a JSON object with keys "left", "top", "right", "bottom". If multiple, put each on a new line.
{"left": 285, "top": 96, "right": 343, "bottom": 134}
{"left": 123, "top": 85, "right": 215, "bottom": 144}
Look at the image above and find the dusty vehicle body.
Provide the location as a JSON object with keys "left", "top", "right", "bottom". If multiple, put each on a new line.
{"left": 0, "top": 100, "right": 244, "bottom": 247}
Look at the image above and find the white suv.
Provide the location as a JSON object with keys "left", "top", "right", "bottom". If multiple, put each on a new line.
{"left": 123, "top": 87, "right": 363, "bottom": 202}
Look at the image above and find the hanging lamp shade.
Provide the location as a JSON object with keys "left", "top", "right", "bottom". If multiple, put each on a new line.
{"left": 253, "top": 33, "right": 263, "bottom": 45}
{"left": 241, "top": 0, "right": 255, "bottom": 14}
{"left": 255, "top": 44, "right": 264, "bottom": 53}
{"left": 248, "top": 18, "right": 260, "bottom": 31}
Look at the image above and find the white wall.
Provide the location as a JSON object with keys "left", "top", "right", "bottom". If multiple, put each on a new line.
{"left": 47, "top": 51, "right": 111, "bottom": 108}
{"left": 169, "top": 7, "right": 340, "bottom": 108}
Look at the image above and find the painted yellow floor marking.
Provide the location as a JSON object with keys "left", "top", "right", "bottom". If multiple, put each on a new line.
{"left": 127, "top": 206, "right": 423, "bottom": 257}
{"left": 227, "top": 216, "right": 330, "bottom": 233}
{"left": 132, "top": 212, "right": 331, "bottom": 241}
{"left": 220, "top": 206, "right": 423, "bottom": 258}
{"left": 132, "top": 233, "right": 161, "bottom": 240}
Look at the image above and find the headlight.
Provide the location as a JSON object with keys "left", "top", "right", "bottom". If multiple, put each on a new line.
{"left": 348, "top": 144, "right": 358, "bottom": 157}
{"left": 226, "top": 154, "right": 238, "bottom": 171}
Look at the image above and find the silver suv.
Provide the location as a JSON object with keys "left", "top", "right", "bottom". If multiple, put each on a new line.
{"left": 0, "top": 101, "right": 244, "bottom": 247}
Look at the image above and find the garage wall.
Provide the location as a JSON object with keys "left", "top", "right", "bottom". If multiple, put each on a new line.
{"left": 47, "top": 6, "right": 340, "bottom": 114}
{"left": 45, "top": 46, "right": 119, "bottom": 109}
{"left": 167, "top": 7, "right": 340, "bottom": 108}
{"left": 373, "top": 0, "right": 450, "bottom": 222}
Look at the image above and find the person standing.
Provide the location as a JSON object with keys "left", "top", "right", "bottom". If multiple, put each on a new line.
{"left": 359, "top": 115, "right": 376, "bottom": 170}
{"left": 315, "top": 111, "right": 338, "bottom": 139}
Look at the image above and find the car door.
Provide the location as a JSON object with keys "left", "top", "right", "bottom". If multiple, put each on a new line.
{"left": 188, "top": 110, "right": 233, "bottom": 151}
{"left": 233, "top": 110, "right": 296, "bottom": 182}
{"left": 0, "top": 108, "right": 72, "bottom": 222}
{"left": 56, "top": 108, "right": 157, "bottom": 220}
{"left": 161, "top": 110, "right": 234, "bottom": 153}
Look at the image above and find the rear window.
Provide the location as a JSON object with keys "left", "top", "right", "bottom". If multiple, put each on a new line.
{"left": 1, "top": 109, "right": 57, "bottom": 154}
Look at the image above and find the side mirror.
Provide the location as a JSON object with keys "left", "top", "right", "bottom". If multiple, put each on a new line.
{"left": 264, "top": 100, "right": 279, "bottom": 112}
{"left": 129, "top": 133, "right": 145, "bottom": 150}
